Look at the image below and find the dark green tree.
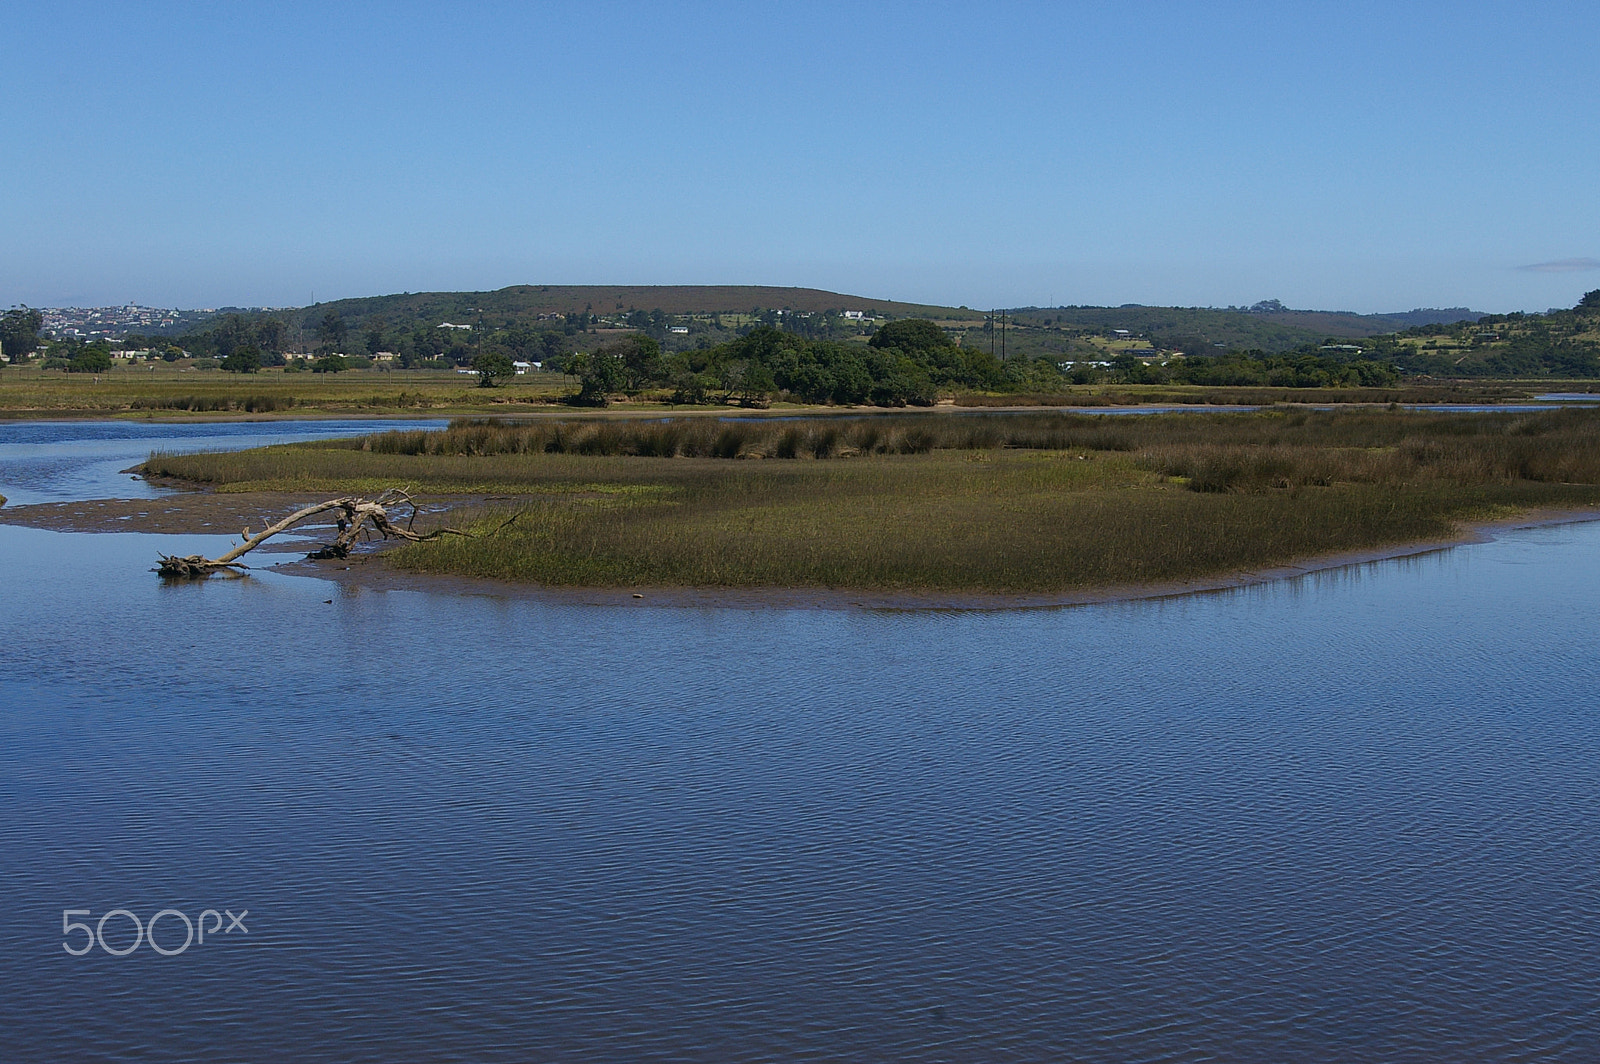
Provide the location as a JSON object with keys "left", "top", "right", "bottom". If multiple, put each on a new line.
{"left": 313, "top": 353, "right": 348, "bottom": 373}
{"left": 1579, "top": 290, "right": 1600, "bottom": 313}
{"left": 472, "top": 349, "right": 516, "bottom": 387}
{"left": 617, "top": 335, "right": 664, "bottom": 392}
{"left": 739, "top": 360, "right": 777, "bottom": 406}
{"left": 220, "top": 345, "right": 263, "bottom": 373}
{"left": 669, "top": 367, "right": 715, "bottom": 405}
{"left": 68, "top": 342, "right": 114, "bottom": 374}
{"left": 572, "top": 346, "right": 625, "bottom": 405}
{"left": 1, "top": 307, "right": 43, "bottom": 362}
{"left": 256, "top": 318, "right": 285, "bottom": 354}
{"left": 317, "top": 311, "right": 347, "bottom": 349}
{"left": 538, "top": 331, "right": 568, "bottom": 364}
{"left": 867, "top": 318, "right": 954, "bottom": 357}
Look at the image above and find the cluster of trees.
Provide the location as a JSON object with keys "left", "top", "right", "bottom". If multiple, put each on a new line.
{"left": 307, "top": 311, "right": 570, "bottom": 370}
{"left": 124, "top": 314, "right": 283, "bottom": 370}
{"left": 557, "top": 321, "right": 1059, "bottom": 407}
{"left": 171, "top": 315, "right": 285, "bottom": 359}
{"left": 25, "top": 335, "right": 116, "bottom": 373}
{"left": 1158, "top": 350, "right": 1400, "bottom": 387}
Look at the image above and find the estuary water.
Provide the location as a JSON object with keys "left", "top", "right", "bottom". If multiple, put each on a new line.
{"left": 3, "top": 420, "right": 1600, "bottom": 1062}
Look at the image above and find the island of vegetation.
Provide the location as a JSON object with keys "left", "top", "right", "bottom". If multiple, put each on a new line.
{"left": 125, "top": 404, "right": 1600, "bottom": 599}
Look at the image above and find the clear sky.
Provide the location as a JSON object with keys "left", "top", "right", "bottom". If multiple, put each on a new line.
{"left": 4, "top": 1, "right": 1597, "bottom": 313}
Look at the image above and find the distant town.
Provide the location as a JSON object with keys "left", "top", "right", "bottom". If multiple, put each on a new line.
{"left": 35, "top": 304, "right": 254, "bottom": 340}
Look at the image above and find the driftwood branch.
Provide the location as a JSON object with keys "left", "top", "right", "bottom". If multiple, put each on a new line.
{"left": 155, "top": 489, "right": 468, "bottom": 578}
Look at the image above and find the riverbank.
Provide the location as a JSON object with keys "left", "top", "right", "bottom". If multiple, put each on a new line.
{"left": 0, "top": 366, "right": 1561, "bottom": 420}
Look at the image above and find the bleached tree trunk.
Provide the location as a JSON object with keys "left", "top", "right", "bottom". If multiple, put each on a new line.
{"left": 155, "top": 489, "right": 466, "bottom": 578}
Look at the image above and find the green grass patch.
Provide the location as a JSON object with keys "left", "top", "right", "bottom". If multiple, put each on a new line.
{"left": 0, "top": 366, "right": 574, "bottom": 418}
{"left": 140, "top": 407, "right": 1600, "bottom": 593}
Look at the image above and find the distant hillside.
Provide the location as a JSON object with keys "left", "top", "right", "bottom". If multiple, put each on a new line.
{"left": 1381, "top": 293, "right": 1600, "bottom": 377}
{"left": 294, "top": 285, "right": 983, "bottom": 333}
{"left": 1250, "top": 305, "right": 1480, "bottom": 336}
{"left": 285, "top": 289, "right": 1477, "bottom": 357}
{"left": 1348, "top": 308, "right": 1482, "bottom": 331}
{"left": 1002, "top": 303, "right": 1487, "bottom": 355}
{"left": 154, "top": 284, "right": 1565, "bottom": 370}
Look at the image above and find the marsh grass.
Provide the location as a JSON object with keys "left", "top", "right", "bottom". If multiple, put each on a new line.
{"left": 141, "top": 407, "right": 1600, "bottom": 593}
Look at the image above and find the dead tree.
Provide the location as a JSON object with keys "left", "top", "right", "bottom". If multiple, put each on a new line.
{"left": 155, "top": 489, "right": 467, "bottom": 578}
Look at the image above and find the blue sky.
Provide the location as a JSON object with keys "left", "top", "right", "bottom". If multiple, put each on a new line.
{"left": 4, "top": 1, "right": 1597, "bottom": 313}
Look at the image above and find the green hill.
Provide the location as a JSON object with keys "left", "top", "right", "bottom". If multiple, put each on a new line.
{"left": 291, "top": 285, "right": 982, "bottom": 334}
{"left": 142, "top": 284, "right": 1600, "bottom": 380}
{"left": 147, "top": 286, "right": 1488, "bottom": 360}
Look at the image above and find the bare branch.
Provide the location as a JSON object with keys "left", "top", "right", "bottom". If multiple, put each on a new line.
{"left": 155, "top": 494, "right": 469, "bottom": 578}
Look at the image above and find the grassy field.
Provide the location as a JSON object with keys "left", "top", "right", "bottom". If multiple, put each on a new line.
{"left": 138, "top": 407, "right": 1600, "bottom": 594}
{"left": 0, "top": 365, "right": 578, "bottom": 418}
{"left": 0, "top": 361, "right": 1560, "bottom": 419}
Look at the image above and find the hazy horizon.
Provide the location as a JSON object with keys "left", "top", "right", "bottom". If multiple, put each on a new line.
{"left": 5, "top": 1, "right": 1597, "bottom": 315}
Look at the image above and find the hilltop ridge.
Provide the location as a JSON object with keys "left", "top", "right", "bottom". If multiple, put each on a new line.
{"left": 295, "top": 285, "right": 984, "bottom": 329}
{"left": 76, "top": 285, "right": 1494, "bottom": 358}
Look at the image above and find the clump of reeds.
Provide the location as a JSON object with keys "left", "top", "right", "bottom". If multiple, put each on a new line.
{"left": 359, "top": 413, "right": 1162, "bottom": 460}
{"left": 131, "top": 394, "right": 297, "bottom": 412}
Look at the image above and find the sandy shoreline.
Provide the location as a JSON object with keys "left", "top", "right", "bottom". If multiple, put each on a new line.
{"left": 4, "top": 489, "right": 1596, "bottom": 610}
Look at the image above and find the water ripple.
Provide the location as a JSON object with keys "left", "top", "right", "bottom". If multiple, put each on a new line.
{"left": 3, "top": 422, "right": 1600, "bottom": 1061}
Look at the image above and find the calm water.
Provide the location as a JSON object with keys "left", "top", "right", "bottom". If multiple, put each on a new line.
{"left": 3, "top": 421, "right": 1600, "bottom": 1062}
{"left": 0, "top": 418, "right": 446, "bottom": 506}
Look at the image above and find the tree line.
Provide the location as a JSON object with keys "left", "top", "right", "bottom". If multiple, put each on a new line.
{"left": 553, "top": 320, "right": 1057, "bottom": 406}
